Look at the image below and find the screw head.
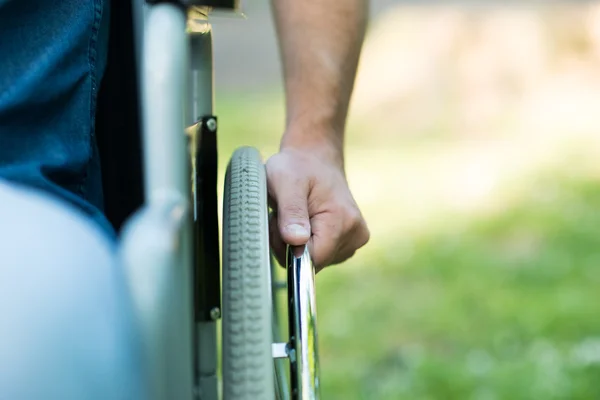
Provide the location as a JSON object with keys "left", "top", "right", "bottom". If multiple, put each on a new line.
{"left": 288, "top": 348, "right": 297, "bottom": 363}
{"left": 206, "top": 118, "right": 217, "bottom": 132}
{"left": 210, "top": 307, "right": 221, "bottom": 320}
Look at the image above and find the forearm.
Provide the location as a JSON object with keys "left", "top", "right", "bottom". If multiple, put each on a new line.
{"left": 271, "top": 0, "right": 368, "bottom": 159}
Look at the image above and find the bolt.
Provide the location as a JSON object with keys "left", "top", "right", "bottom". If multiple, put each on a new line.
{"left": 206, "top": 118, "right": 217, "bottom": 132}
{"left": 288, "top": 348, "right": 297, "bottom": 364}
{"left": 210, "top": 307, "right": 221, "bottom": 320}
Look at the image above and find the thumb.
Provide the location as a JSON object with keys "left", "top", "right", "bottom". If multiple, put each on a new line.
{"left": 273, "top": 186, "right": 311, "bottom": 246}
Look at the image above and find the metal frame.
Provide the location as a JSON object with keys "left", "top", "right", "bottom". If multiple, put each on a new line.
{"left": 121, "top": 2, "right": 320, "bottom": 399}
{"left": 122, "top": 3, "right": 213, "bottom": 399}
{"left": 272, "top": 246, "right": 321, "bottom": 400}
{"left": 121, "top": 3, "right": 195, "bottom": 399}
{"left": 188, "top": 10, "right": 220, "bottom": 400}
{"left": 286, "top": 246, "right": 321, "bottom": 400}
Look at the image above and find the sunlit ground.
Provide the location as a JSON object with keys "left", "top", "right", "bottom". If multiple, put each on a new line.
{"left": 215, "top": 3, "right": 600, "bottom": 398}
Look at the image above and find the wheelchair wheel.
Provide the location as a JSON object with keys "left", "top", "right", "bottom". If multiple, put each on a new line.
{"left": 222, "top": 147, "right": 275, "bottom": 400}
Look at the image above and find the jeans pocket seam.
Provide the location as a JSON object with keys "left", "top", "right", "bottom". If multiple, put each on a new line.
{"left": 78, "top": 0, "right": 104, "bottom": 200}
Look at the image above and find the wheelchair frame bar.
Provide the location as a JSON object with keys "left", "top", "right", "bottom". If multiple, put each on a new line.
{"left": 123, "top": 3, "right": 197, "bottom": 399}
{"left": 125, "top": 3, "right": 221, "bottom": 399}
{"left": 141, "top": 5, "right": 189, "bottom": 199}
{"left": 189, "top": 12, "right": 220, "bottom": 400}
{"left": 120, "top": 194, "right": 192, "bottom": 400}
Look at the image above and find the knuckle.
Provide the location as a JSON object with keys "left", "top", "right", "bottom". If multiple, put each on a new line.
{"left": 345, "top": 206, "right": 364, "bottom": 229}
{"left": 359, "top": 225, "right": 371, "bottom": 247}
{"left": 347, "top": 211, "right": 370, "bottom": 250}
{"left": 266, "top": 160, "right": 288, "bottom": 184}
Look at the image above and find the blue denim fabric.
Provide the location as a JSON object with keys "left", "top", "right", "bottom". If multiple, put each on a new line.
{"left": 0, "top": 0, "right": 112, "bottom": 234}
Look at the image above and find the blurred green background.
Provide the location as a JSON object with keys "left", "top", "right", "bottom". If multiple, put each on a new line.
{"left": 212, "top": 2, "right": 600, "bottom": 398}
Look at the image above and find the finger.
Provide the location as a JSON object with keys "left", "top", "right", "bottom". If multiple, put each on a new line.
{"left": 267, "top": 176, "right": 311, "bottom": 247}
{"left": 309, "top": 208, "right": 369, "bottom": 272}
{"left": 342, "top": 208, "right": 370, "bottom": 254}
{"left": 269, "top": 212, "right": 287, "bottom": 268}
{"left": 307, "top": 214, "right": 340, "bottom": 270}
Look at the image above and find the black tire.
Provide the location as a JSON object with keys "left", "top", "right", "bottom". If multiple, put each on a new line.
{"left": 222, "top": 147, "right": 275, "bottom": 400}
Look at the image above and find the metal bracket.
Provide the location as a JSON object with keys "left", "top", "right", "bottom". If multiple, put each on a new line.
{"left": 145, "top": 0, "right": 239, "bottom": 9}
{"left": 193, "top": 116, "right": 221, "bottom": 322}
{"left": 272, "top": 342, "right": 292, "bottom": 360}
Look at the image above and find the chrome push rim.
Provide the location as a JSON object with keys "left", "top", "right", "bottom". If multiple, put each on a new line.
{"left": 287, "top": 246, "right": 320, "bottom": 400}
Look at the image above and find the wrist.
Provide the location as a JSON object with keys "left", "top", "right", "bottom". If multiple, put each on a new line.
{"left": 280, "top": 125, "right": 345, "bottom": 169}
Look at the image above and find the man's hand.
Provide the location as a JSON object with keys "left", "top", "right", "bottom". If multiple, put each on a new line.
{"left": 270, "top": 0, "right": 368, "bottom": 269}
{"left": 266, "top": 142, "right": 369, "bottom": 271}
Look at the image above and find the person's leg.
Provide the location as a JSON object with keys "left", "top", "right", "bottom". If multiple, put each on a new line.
{"left": 0, "top": 0, "right": 113, "bottom": 234}
{"left": 0, "top": 180, "right": 145, "bottom": 399}
{"left": 0, "top": 3, "right": 146, "bottom": 397}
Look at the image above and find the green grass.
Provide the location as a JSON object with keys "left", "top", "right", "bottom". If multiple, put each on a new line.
{"left": 316, "top": 175, "right": 600, "bottom": 400}
{"left": 215, "top": 91, "right": 600, "bottom": 399}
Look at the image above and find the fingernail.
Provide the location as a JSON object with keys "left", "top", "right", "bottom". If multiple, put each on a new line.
{"left": 285, "top": 223, "right": 310, "bottom": 238}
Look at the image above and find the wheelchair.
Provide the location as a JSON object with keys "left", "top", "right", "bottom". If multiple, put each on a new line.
{"left": 95, "top": 1, "right": 320, "bottom": 399}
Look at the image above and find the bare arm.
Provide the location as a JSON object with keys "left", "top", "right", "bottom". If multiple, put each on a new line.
{"left": 271, "top": 0, "right": 368, "bottom": 164}
{"left": 272, "top": 0, "right": 368, "bottom": 163}
{"left": 267, "top": 0, "right": 370, "bottom": 269}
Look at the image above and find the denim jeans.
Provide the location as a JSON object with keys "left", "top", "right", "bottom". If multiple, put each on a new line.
{"left": 0, "top": 0, "right": 112, "bottom": 233}
{"left": 0, "top": 1, "right": 148, "bottom": 398}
